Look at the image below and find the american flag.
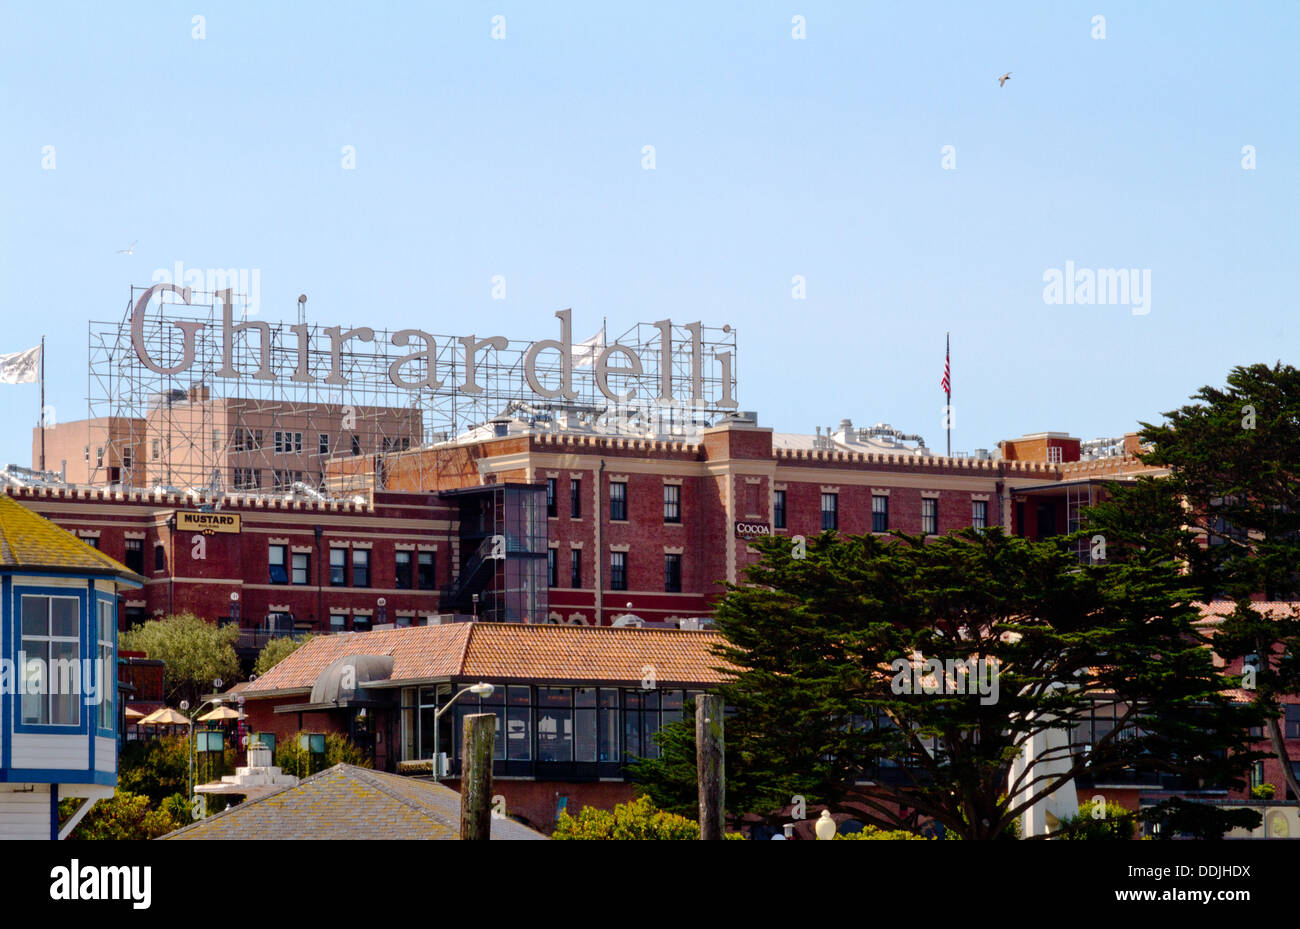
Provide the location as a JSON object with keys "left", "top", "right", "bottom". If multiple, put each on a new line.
{"left": 941, "top": 334, "right": 951, "bottom": 397}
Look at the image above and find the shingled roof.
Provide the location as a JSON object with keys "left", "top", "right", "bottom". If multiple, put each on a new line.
{"left": 161, "top": 764, "right": 546, "bottom": 840}
{"left": 0, "top": 494, "right": 141, "bottom": 581}
{"left": 244, "top": 622, "right": 731, "bottom": 695}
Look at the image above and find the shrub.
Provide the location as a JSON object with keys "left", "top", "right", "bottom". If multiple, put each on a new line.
{"left": 1250, "top": 783, "right": 1276, "bottom": 800}
{"left": 1052, "top": 802, "right": 1138, "bottom": 840}
{"left": 274, "top": 731, "right": 370, "bottom": 778}
{"left": 554, "top": 796, "right": 716, "bottom": 840}
{"left": 62, "top": 790, "right": 186, "bottom": 840}
{"left": 834, "top": 825, "right": 929, "bottom": 840}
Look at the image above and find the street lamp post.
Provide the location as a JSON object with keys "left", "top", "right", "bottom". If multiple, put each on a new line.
{"left": 182, "top": 691, "right": 224, "bottom": 800}
{"left": 471, "top": 593, "right": 479, "bottom": 620}
{"left": 377, "top": 597, "right": 387, "bottom": 626}
{"left": 431, "top": 682, "right": 494, "bottom": 783}
{"left": 230, "top": 591, "right": 240, "bottom": 625}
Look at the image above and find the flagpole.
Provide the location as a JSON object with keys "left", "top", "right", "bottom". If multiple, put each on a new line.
{"left": 945, "top": 332, "right": 951, "bottom": 458}
{"left": 39, "top": 335, "right": 46, "bottom": 473}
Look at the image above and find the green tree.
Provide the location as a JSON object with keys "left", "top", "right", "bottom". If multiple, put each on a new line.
{"left": 117, "top": 734, "right": 192, "bottom": 804}
{"left": 274, "top": 731, "right": 370, "bottom": 778}
{"left": 1085, "top": 362, "right": 1300, "bottom": 802}
{"left": 120, "top": 611, "right": 240, "bottom": 708}
{"left": 254, "top": 634, "right": 312, "bottom": 677}
{"left": 61, "top": 790, "right": 186, "bottom": 840}
{"left": 1140, "top": 798, "right": 1261, "bottom": 840}
{"left": 636, "top": 528, "right": 1260, "bottom": 840}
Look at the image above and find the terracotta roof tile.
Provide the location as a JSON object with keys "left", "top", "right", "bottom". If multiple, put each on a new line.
{"left": 243, "top": 622, "right": 730, "bottom": 695}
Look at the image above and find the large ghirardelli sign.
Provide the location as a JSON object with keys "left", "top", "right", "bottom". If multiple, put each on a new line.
{"left": 130, "top": 284, "right": 738, "bottom": 408}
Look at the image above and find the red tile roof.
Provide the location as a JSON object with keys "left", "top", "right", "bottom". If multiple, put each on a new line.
{"left": 244, "top": 622, "right": 731, "bottom": 696}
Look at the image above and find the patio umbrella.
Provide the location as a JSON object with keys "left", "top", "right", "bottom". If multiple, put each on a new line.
{"left": 140, "top": 707, "right": 192, "bottom": 727}
{"left": 198, "top": 706, "right": 241, "bottom": 722}
{"left": 123, "top": 707, "right": 146, "bottom": 721}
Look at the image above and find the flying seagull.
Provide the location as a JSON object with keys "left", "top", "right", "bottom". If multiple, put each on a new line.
{"left": 116, "top": 240, "right": 137, "bottom": 255}
{"left": 998, "top": 72, "right": 1011, "bottom": 87}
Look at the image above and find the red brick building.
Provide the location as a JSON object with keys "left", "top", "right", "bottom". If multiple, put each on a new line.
{"left": 239, "top": 622, "right": 727, "bottom": 830}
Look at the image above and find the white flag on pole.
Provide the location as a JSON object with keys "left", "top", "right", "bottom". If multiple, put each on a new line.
{"left": 571, "top": 326, "right": 606, "bottom": 368}
{"left": 0, "top": 345, "right": 40, "bottom": 384}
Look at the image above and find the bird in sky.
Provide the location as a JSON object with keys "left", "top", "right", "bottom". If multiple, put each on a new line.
{"left": 998, "top": 72, "right": 1011, "bottom": 87}
{"left": 116, "top": 240, "right": 137, "bottom": 255}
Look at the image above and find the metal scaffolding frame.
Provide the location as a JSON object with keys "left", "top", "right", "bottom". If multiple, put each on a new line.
{"left": 88, "top": 287, "right": 739, "bottom": 495}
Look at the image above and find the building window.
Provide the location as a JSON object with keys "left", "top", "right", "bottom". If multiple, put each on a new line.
{"left": 546, "top": 478, "right": 557, "bottom": 518}
{"left": 330, "top": 548, "right": 347, "bottom": 585}
{"left": 396, "top": 551, "right": 413, "bottom": 589}
{"left": 21, "top": 595, "right": 80, "bottom": 726}
{"left": 570, "top": 549, "right": 582, "bottom": 587}
{"left": 351, "top": 435, "right": 362, "bottom": 456}
{"left": 663, "top": 484, "right": 681, "bottom": 523}
{"left": 233, "top": 468, "right": 262, "bottom": 490}
{"left": 821, "top": 493, "right": 838, "bottom": 531}
{"left": 922, "top": 498, "right": 938, "bottom": 535}
{"left": 570, "top": 478, "right": 581, "bottom": 518}
{"left": 292, "top": 552, "right": 310, "bottom": 585}
{"left": 547, "top": 549, "right": 558, "bottom": 587}
{"left": 83, "top": 536, "right": 99, "bottom": 549}
{"left": 972, "top": 500, "right": 988, "bottom": 530}
{"left": 872, "top": 494, "right": 889, "bottom": 533}
{"left": 212, "top": 429, "right": 221, "bottom": 451}
{"left": 269, "top": 544, "right": 288, "bottom": 584}
{"left": 153, "top": 544, "right": 165, "bottom": 572}
{"left": 319, "top": 433, "right": 330, "bottom": 455}
{"left": 610, "top": 551, "right": 627, "bottom": 591}
{"left": 97, "top": 600, "right": 114, "bottom": 731}
{"left": 774, "top": 490, "right": 786, "bottom": 529}
{"left": 329, "top": 614, "right": 348, "bottom": 633}
{"left": 418, "top": 551, "right": 435, "bottom": 590}
{"left": 599, "top": 688, "right": 620, "bottom": 762}
{"left": 664, "top": 553, "right": 682, "bottom": 593}
{"left": 273, "top": 431, "right": 303, "bottom": 453}
{"left": 123, "top": 450, "right": 133, "bottom": 469}
{"left": 124, "top": 538, "right": 144, "bottom": 575}
{"left": 1047, "top": 446, "right": 1063, "bottom": 464}
{"left": 96, "top": 447, "right": 104, "bottom": 468}
{"left": 353, "top": 548, "right": 371, "bottom": 587}
{"left": 1287, "top": 705, "right": 1300, "bottom": 740}
{"left": 610, "top": 481, "right": 627, "bottom": 521}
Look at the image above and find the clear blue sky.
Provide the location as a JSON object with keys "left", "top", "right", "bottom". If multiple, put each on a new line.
{"left": 1, "top": 1, "right": 1296, "bottom": 466}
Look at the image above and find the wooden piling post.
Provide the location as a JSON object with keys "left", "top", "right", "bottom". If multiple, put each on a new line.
{"left": 460, "top": 712, "right": 495, "bottom": 840}
{"left": 696, "top": 694, "right": 725, "bottom": 840}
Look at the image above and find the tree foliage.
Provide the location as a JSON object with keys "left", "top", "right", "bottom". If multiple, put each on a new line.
{"left": 1085, "top": 362, "right": 1300, "bottom": 802}
{"left": 120, "top": 612, "right": 240, "bottom": 708}
{"left": 61, "top": 790, "right": 186, "bottom": 840}
{"left": 274, "top": 731, "right": 370, "bottom": 778}
{"left": 1052, "top": 802, "right": 1137, "bottom": 840}
{"left": 553, "top": 795, "right": 731, "bottom": 840}
{"left": 636, "top": 527, "right": 1259, "bottom": 840}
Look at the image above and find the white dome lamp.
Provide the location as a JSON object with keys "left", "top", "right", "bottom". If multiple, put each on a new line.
{"left": 815, "top": 809, "right": 838, "bottom": 841}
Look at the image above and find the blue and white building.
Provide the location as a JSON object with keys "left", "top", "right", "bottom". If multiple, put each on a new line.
{"left": 0, "top": 494, "right": 142, "bottom": 839}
